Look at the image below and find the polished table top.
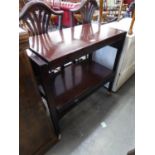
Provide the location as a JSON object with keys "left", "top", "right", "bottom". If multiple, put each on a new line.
{"left": 29, "top": 23, "right": 126, "bottom": 68}
{"left": 28, "top": 23, "right": 127, "bottom": 117}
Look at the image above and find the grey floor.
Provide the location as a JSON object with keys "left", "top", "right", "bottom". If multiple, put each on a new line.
{"left": 46, "top": 75, "right": 135, "bottom": 155}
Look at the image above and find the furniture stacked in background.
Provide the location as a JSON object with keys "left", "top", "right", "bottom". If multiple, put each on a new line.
{"left": 125, "top": 0, "right": 135, "bottom": 17}
{"left": 19, "top": 27, "right": 58, "bottom": 155}
{"left": 124, "top": 0, "right": 134, "bottom": 5}
{"left": 45, "top": 0, "right": 81, "bottom": 27}
{"left": 99, "top": 0, "right": 133, "bottom": 24}
{"left": 45, "top": 0, "right": 99, "bottom": 27}
{"left": 69, "top": 0, "right": 98, "bottom": 26}
{"left": 20, "top": 0, "right": 134, "bottom": 27}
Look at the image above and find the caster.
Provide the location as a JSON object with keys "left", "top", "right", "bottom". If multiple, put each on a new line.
{"left": 58, "top": 134, "right": 62, "bottom": 140}
{"left": 106, "top": 91, "right": 112, "bottom": 96}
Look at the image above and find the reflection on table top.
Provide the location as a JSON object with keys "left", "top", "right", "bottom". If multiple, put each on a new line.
{"left": 29, "top": 23, "right": 126, "bottom": 64}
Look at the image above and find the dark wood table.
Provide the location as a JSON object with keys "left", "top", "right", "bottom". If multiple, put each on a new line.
{"left": 28, "top": 23, "right": 126, "bottom": 135}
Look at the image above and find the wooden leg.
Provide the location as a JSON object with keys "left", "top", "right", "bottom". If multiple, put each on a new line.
{"left": 39, "top": 64, "right": 61, "bottom": 137}
{"left": 106, "top": 90, "right": 112, "bottom": 96}
{"left": 108, "top": 34, "right": 126, "bottom": 92}
{"left": 110, "top": 35, "right": 126, "bottom": 72}
{"left": 106, "top": 81, "right": 113, "bottom": 96}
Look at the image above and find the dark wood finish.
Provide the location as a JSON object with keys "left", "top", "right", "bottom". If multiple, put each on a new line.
{"left": 28, "top": 52, "right": 62, "bottom": 135}
{"left": 19, "top": 0, "right": 27, "bottom": 11}
{"left": 35, "top": 60, "right": 114, "bottom": 116}
{"left": 50, "top": 61, "right": 114, "bottom": 116}
{"left": 19, "top": 28, "right": 58, "bottom": 155}
{"left": 27, "top": 23, "right": 126, "bottom": 134}
{"left": 19, "top": 0, "right": 64, "bottom": 35}
{"left": 29, "top": 23, "right": 126, "bottom": 68}
{"left": 70, "top": 0, "right": 98, "bottom": 27}
{"left": 19, "top": 28, "right": 29, "bottom": 51}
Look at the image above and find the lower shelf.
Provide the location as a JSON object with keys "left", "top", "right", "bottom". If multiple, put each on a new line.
{"left": 50, "top": 61, "right": 114, "bottom": 114}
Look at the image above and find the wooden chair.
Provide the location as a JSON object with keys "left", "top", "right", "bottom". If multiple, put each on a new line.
{"left": 19, "top": 0, "right": 33, "bottom": 11}
{"left": 70, "top": 0, "right": 98, "bottom": 27}
{"left": 19, "top": 0, "right": 64, "bottom": 36}
{"left": 19, "top": 0, "right": 65, "bottom": 100}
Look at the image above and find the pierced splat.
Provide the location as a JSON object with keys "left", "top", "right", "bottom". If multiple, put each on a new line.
{"left": 19, "top": 1, "right": 63, "bottom": 35}
{"left": 70, "top": 0, "right": 98, "bottom": 27}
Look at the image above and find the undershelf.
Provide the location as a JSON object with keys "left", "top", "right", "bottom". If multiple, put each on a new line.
{"left": 49, "top": 61, "right": 114, "bottom": 114}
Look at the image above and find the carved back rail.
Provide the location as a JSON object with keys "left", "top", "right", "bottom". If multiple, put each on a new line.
{"left": 70, "top": 0, "right": 98, "bottom": 27}
{"left": 19, "top": 1, "right": 63, "bottom": 36}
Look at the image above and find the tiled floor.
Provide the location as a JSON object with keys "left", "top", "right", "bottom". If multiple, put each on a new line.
{"left": 46, "top": 75, "right": 135, "bottom": 155}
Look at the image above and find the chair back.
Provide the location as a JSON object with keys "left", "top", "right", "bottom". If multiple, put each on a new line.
{"left": 70, "top": 0, "right": 98, "bottom": 27}
{"left": 19, "top": 0, "right": 63, "bottom": 35}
